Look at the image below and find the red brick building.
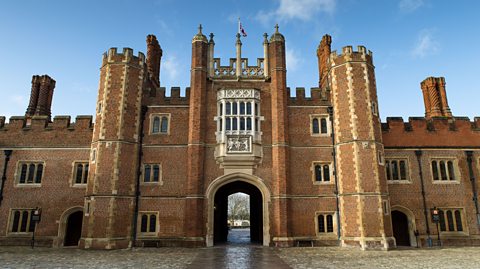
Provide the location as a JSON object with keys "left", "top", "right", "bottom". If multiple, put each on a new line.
{"left": 0, "top": 25, "right": 479, "bottom": 250}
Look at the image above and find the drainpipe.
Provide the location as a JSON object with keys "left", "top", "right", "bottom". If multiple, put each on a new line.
{"left": 328, "top": 106, "right": 341, "bottom": 240}
{"left": 415, "top": 150, "right": 432, "bottom": 247}
{"left": 132, "top": 106, "right": 147, "bottom": 247}
{"left": 0, "top": 150, "right": 13, "bottom": 207}
{"left": 465, "top": 151, "right": 480, "bottom": 227}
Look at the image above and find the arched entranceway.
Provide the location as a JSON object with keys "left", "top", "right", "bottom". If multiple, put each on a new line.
{"left": 64, "top": 211, "right": 83, "bottom": 246}
{"left": 206, "top": 172, "right": 270, "bottom": 247}
{"left": 392, "top": 210, "right": 411, "bottom": 246}
{"left": 214, "top": 181, "right": 262, "bottom": 245}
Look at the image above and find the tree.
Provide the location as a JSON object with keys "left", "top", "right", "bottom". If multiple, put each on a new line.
{"left": 228, "top": 193, "right": 250, "bottom": 225}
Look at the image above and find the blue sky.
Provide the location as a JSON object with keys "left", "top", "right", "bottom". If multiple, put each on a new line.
{"left": 1, "top": 0, "right": 479, "bottom": 121}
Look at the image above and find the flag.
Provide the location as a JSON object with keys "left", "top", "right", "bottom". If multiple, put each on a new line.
{"left": 238, "top": 19, "right": 247, "bottom": 37}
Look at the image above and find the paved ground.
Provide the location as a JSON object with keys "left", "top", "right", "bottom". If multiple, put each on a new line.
{"left": 1, "top": 230, "right": 480, "bottom": 269}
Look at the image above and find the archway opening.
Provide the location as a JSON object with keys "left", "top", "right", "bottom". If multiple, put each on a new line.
{"left": 214, "top": 181, "right": 262, "bottom": 245}
{"left": 64, "top": 211, "right": 83, "bottom": 247}
{"left": 392, "top": 210, "right": 411, "bottom": 246}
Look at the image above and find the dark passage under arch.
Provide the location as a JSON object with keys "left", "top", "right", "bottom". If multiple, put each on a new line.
{"left": 64, "top": 211, "right": 83, "bottom": 247}
{"left": 392, "top": 210, "right": 410, "bottom": 246}
{"left": 213, "top": 180, "right": 263, "bottom": 245}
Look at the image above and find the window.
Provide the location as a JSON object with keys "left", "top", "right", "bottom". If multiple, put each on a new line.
{"left": 151, "top": 114, "right": 170, "bottom": 134}
{"left": 385, "top": 159, "right": 409, "bottom": 181}
{"left": 438, "top": 209, "right": 464, "bottom": 233}
{"left": 73, "top": 162, "right": 89, "bottom": 185}
{"left": 313, "top": 163, "right": 331, "bottom": 184}
{"left": 219, "top": 99, "right": 259, "bottom": 133}
{"left": 143, "top": 164, "right": 161, "bottom": 183}
{"left": 311, "top": 115, "right": 329, "bottom": 135}
{"left": 91, "top": 149, "right": 96, "bottom": 162}
{"left": 139, "top": 212, "right": 158, "bottom": 235}
{"left": 17, "top": 162, "right": 44, "bottom": 185}
{"left": 372, "top": 101, "right": 378, "bottom": 116}
{"left": 317, "top": 213, "right": 334, "bottom": 234}
{"left": 431, "top": 159, "right": 457, "bottom": 182}
{"left": 9, "top": 209, "right": 36, "bottom": 233}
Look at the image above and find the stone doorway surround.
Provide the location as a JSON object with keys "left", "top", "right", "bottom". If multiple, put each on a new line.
{"left": 53, "top": 206, "right": 84, "bottom": 247}
{"left": 391, "top": 205, "right": 417, "bottom": 247}
{"left": 205, "top": 172, "right": 271, "bottom": 247}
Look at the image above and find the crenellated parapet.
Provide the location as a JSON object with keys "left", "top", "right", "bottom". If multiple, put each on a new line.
{"left": 0, "top": 115, "right": 93, "bottom": 147}
{"left": 145, "top": 87, "right": 190, "bottom": 105}
{"left": 382, "top": 116, "right": 480, "bottom": 147}
{"left": 212, "top": 57, "right": 265, "bottom": 79}
{"left": 287, "top": 87, "right": 331, "bottom": 106}
{"left": 101, "top": 47, "right": 146, "bottom": 68}
{"left": 329, "top": 45, "right": 373, "bottom": 67}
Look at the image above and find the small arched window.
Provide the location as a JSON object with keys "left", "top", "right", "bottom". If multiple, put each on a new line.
{"left": 314, "top": 165, "right": 322, "bottom": 182}
{"left": 20, "top": 211, "right": 29, "bottom": 232}
{"left": 318, "top": 214, "right": 325, "bottom": 233}
{"left": 446, "top": 210, "right": 454, "bottom": 231}
{"left": 152, "top": 116, "right": 160, "bottom": 133}
{"left": 320, "top": 118, "right": 327, "bottom": 134}
{"left": 240, "top": 102, "right": 245, "bottom": 115}
{"left": 240, "top": 118, "right": 245, "bottom": 130}
{"left": 447, "top": 161, "right": 455, "bottom": 180}
{"left": 246, "top": 102, "right": 252, "bottom": 115}
{"left": 149, "top": 215, "right": 156, "bottom": 233}
{"left": 454, "top": 210, "right": 463, "bottom": 231}
{"left": 160, "top": 116, "right": 168, "bottom": 133}
{"left": 76, "top": 164, "right": 84, "bottom": 184}
{"left": 399, "top": 161, "right": 407, "bottom": 180}
{"left": 20, "top": 164, "right": 27, "bottom": 184}
{"left": 35, "top": 164, "right": 43, "bottom": 184}
{"left": 144, "top": 165, "right": 151, "bottom": 182}
{"left": 312, "top": 118, "right": 319, "bottom": 134}
{"left": 226, "top": 102, "right": 231, "bottom": 115}
{"left": 432, "top": 161, "right": 439, "bottom": 180}
{"left": 12, "top": 211, "right": 20, "bottom": 232}
{"left": 246, "top": 118, "right": 252, "bottom": 131}
{"left": 323, "top": 165, "right": 330, "bottom": 181}
{"left": 439, "top": 210, "right": 446, "bottom": 231}
{"left": 439, "top": 161, "right": 447, "bottom": 181}
{"left": 153, "top": 165, "right": 160, "bottom": 182}
{"left": 141, "top": 214, "right": 148, "bottom": 233}
{"left": 27, "top": 164, "right": 35, "bottom": 183}
{"left": 326, "top": 214, "right": 334, "bottom": 232}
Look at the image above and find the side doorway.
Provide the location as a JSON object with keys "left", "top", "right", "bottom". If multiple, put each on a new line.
{"left": 64, "top": 211, "right": 83, "bottom": 247}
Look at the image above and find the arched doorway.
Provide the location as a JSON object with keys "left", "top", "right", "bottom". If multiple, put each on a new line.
{"left": 392, "top": 210, "right": 411, "bottom": 246}
{"left": 64, "top": 211, "right": 83, "bottom": 246}
{"left": 213, "top": 181, "right": 262, "bottom": 245}
{"left": 206, "top": 172, "right": 270, "bottom": 247}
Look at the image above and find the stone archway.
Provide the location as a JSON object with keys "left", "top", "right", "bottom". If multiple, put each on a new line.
{"left": 55, "top": 206, "right": 84, "bottom": 247}
{"left": 391, "top": 206, "right": 417, "bottom": 247}
{"left": 206, "top": 173, "right": 270, "bottom": 247}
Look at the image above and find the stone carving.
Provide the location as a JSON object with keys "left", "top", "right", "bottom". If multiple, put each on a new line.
{"left": 217, "top": 89, "right": 260, "bottom": 100}
{"left": 227, "top": 136, "right": 251, "bottom": 153}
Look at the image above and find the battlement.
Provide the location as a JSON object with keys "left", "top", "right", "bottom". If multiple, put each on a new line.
{"left": 0, "top": 115, "right": 93, "bottom": 131}
{"left": 212, "top": 58, "right": 265, "bottom": 79}
{"left": 145, "top": 87, "right": 190, "bottom": 105}
{"left": 0, "top": 115, "right": 93, "bottom": 148}
{"left": 382, "top": 116, "right": 480, "bottom": 148}
{"left": 329, "top": 45, "right": 373, "bottom": 66}
{"left": 101, "top": 47, "right": 146, "bottom": 67}
{"left": 287, "top": 87, "right": 331, "bottom": 106}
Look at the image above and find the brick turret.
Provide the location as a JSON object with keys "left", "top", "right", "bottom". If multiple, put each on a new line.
{"left": 80, "top": 48, "right": 146, "bottom": 249}
{"left": 268, "top": 24, "right": 290, "bottom": 246}
{"left": 329, "top": 45, "right": 395, "bottom": 249}
{"left": 183, "top": 25, "right": 208, "bottom": 246}
{"left": 146, "top": 34, "right": 162, "bottom": 87}
{"left": 25, "top": 75, "right": 55, "bottom": 120}
{"left": 421, "top": 76, "right": 452, "bottom": 119}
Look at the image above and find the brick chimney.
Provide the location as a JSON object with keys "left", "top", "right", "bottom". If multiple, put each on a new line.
{"left": 25, "top": 75, "right": 56, "bottom": 120}
{"left": 146, "top": 34, "right": 162, "bottom": 86}
{"left": 421, "top": 77, "right": 452, "bottom": 119}
{"left": 317, "top": 34, "right": 332, "bottom": 90}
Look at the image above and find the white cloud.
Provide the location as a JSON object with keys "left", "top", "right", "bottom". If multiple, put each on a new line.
{"left": 10, "top": 95, "right": 26, "bottom": 106}
{"left": 162, "top": 55, "right": 179, "bottom": 82}
{"left": 399, "top": 0, "right": 425, "bottom": 12}
{"left": 412, "top": 29, "right": 440, "bottom": 58}
{"left": 255, "top": 0, "right": 336, "bottom": 26}
{"left": 286, "top": 48, "right": 303, "bottom": 72}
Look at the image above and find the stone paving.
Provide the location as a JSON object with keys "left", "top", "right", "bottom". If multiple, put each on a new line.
{"left": 1, "top": 237, "right": 480, "bottom": 269}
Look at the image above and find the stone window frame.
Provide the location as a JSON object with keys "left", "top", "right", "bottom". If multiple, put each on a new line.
{"left": 311, "top": 162, "right": 333, "bottom": 185}
{"left": 315, "top": 211, "right": 337, "bottom": 237}
{"left": 385, "top": 157, "right": 411, "bottom": 184}
{"left": 141, "top": 163, "right": 163, "bottom": 185}
{"left": 310, "top": 114, "right": 331, "bottom": 137}
{"left": 137, "top": 211, "right": 159, "bottom": 237}
{"left": 91, "top": 148, "right": 97, "bottom": 164}
{"left": 71, "top": 161, "right": 89, "bottom": 187}
{"left": 436, "top": 207, "right": 468, "bottom": 236}
{"left": 371, "top": 101, "right": 379, "bottom": 116}
{"left": 429, "top": 157, "right": 461, "bottom": 184}
{"left": 14, "top": 161, "right": 45, "bottom": 187}
{"left": 377, "top": 150, "right": 385, "bottom": 166}
{"left": 383, "top": 200, "right": 390, "bottom": 216}
{"left": 7, "top": 208, "right": 36, "bottom": 235}
{"left": 150, "top": 113, "right": 171, "bottom": 135}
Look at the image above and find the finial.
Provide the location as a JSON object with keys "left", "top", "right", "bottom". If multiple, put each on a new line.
{"left": 192, "top": 24, "right": 208, "bottom": 43}
{"left": 198, "top": 24, "right": 203, "bottom": 34}
{"left": 269, "top": 24, "right": 285, "bottom": 42}
{"left": 209, "top": 33, "right": 214, "bottom": 42}
{"left": 274, "top": 24, "right": 279, "bottom": 33}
